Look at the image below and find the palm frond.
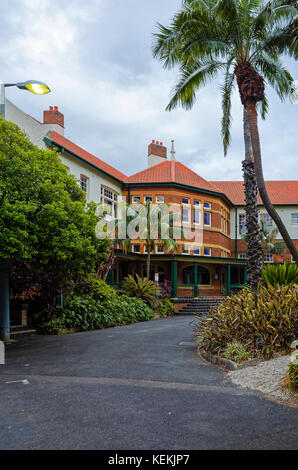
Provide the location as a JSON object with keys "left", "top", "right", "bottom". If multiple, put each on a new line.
{"left": 220, "top": 64, "right": 236, "bottom": 155}
{"left": 166, "top": 58, "right": 227, "bottom": 111}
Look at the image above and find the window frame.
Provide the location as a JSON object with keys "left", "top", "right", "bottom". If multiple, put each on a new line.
{"left": 100, "top": 185, "right": 119, "bottom": 218}
{"left": 182, "top": 244, "right": 191, "bottom": 255}
{"left": 155, "top": 195, "right": 164, "bottom": 204}
{"left": 80, "top": 174, "right": 89, "bottom": 195}
{"left": 204, "top": 247, "right": 212, "bottom": 257}
{"left": 239, "top": 213, "right": 247, "bottom": 234}
{"left": 204, "top": 211, "right": 211, "bottom": 227}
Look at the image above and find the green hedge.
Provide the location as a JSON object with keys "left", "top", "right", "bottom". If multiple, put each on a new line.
{"left": 40, "top": 280, "right": 155, "bottom": 335}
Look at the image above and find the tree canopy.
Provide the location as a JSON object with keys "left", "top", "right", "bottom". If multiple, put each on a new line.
{"left": 0, "top": 117, "right": 110, "bottom": 285}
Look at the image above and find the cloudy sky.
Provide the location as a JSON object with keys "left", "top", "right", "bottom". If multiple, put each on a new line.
{"left": 0, "top": 0, "right": 297, "bottom": 181}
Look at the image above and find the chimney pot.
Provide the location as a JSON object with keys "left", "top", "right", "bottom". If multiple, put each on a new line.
{"left": 43, "top": 106, "right": 64, "bottom": 128}
{"left": 148, "top": 140, "right": 167, "bottom": 167}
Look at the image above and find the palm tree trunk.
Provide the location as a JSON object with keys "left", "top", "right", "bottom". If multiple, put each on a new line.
{"left": 146, "top": 245, "right": 151, "bottom": 279}
{"left": 245, "top": 101, "right": 298, "bottom": 264}
{"left": 242, "top": 107, "right": 263, "bottom": 291}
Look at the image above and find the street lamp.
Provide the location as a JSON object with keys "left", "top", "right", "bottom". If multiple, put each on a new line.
{"left": 0, "top": 79, "right": 51, "bottom": 341}
{"left": 0, "top": 79, "right": 51, "bottom": 119}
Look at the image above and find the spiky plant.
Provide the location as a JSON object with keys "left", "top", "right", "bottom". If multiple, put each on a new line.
{"left": 122, "top": 274, "right": 158, "bottom": 305}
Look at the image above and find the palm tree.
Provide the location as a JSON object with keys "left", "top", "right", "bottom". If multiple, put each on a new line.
{"left": 152, "top": 0, "right": 298, "bottom": 286}
{"left": 115, "top": 201, "right": 179, "bottom": 279}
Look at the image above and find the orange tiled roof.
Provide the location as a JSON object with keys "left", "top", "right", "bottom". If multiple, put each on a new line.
{"left": 125, "top": 160, "right": 222, "bottom": 193}
{"left": 211, "top": 180, "right": 298, "bottom": 205}
{"left": 48, "top": 131, "right": 127, "bottom": 182}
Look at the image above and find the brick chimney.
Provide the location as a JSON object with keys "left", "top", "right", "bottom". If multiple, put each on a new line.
{"left": 148, "top": 140, "right": 167, "bottom": 167}
{"left": 43, "top": 106, "right": 64, "bottom": 128}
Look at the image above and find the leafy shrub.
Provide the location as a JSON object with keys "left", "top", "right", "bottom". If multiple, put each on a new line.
{"left": 122, "top": 274, "right": 157, "bottom": 306}
{"left": 223, "top": 341, "right": 251, "bottom": 363}
{"left": 40, "top": 281, "right": 154, "bottom": 334}
{"left": 284, "top": 363, "right": 298, "bottom": 391}
{"left": 262, "top": 263, "right": 298, "bottom": 287}
{"left": 195, "top": 283, "right": 298, "bottom": 359}
{"left": 159, "top": 298, "right": 174, "bottom": 317}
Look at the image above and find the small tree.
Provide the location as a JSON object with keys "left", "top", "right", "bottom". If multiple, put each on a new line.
{"left": 0, "top": 118, "right": 110, "bottom": 333}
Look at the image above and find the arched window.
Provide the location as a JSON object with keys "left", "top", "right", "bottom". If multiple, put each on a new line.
{"left": 182, "top": 266, "right": 211, "bottom": 285}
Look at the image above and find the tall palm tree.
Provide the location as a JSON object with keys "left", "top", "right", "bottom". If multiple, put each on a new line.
{"left": 153, "top": 0, "right": 298, "bottom": 283}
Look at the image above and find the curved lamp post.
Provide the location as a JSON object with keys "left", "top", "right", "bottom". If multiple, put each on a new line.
{"left": 0, "top": 79, "right": 51, "bottom": 340}
{"left": 0, "top": 80, "right": 51, "bottom": 119}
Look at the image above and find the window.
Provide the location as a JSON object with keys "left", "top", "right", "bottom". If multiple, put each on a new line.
{"left": 204, "top": 211, "right": 211, "bottom": 226}
{"left": 238, "top": 253, "right": 247, "bottom": 259}
{"left": 291, "top": 213, "right": 298, "bottom": 224}
{"left": 182, "top": 197, "right": 190, "bottom": 205}
{"left": 132, "top": 196, "right": 141, "bottom": 204}
{"left": 204, "top": 247, "right": 211, "bottom": 256}
{"left": 261, "top": 214, "right": 273, "bottom": 227}
{"left": 144, "top": 196, "right": 152, "bottom": 203}
{"left": 80, "top": 175, "right": 88, "bottom": 194}
{"left": 100, "top": 186, "right": 118, "bottom": 218}
{"left": 182, "top": 245, "right": 191, "bottom": 255}
{"left": 156, "top": 245, "right": 164, "bottom": 254}
{"left": 132, "top": 244, "right": 140, "bottom": 253}
{"left": 156, "top": 195, "right": 164, "bottom": 204}
{"left": 193, "top": 246, "right": 201, "bottom": 256}
{"left": 182, "top": 207, "right": 190, "bottom": 223}
{"left": 193, "top": 208, "right": 200, "bottom": 224}
{"left": 193, "top": 200, "right": 200, "bottom": 207}
{"left": 239, "top": 214, "right": 247, "bottom": 234}
{"left": 264, "top": 253, "right": 273, "bottom": 263}
{"left": 182, "top": 266, "right": 210, "bottom": 285}
{"left": 204, "top": 202, "right": 211, "bottom": 210}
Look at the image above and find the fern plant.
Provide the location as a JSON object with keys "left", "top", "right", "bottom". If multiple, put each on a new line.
{"left": 262, "top": 263, "right": 298, "bottom": 287}
{"left": 122, "top": 274, "right": 158, "bottom": 306}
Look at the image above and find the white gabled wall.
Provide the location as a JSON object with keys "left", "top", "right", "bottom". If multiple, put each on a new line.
{"left": 5, "top": 99, "right": 64, "bottom": 149}
{"left": 60, "top": 152, "right": 122, "bottom": 204}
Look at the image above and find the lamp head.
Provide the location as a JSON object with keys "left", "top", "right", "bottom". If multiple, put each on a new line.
{"left": 16, "top": 80, "right": 51, "bottom": 95}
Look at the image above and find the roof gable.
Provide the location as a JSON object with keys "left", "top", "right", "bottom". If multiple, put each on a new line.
{"left": 125, "top": 160, "right": 222, "bottom": 193}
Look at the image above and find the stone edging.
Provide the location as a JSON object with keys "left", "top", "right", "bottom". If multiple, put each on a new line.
{"left": 198, "top": 348, "right": 261, "bottom": 370}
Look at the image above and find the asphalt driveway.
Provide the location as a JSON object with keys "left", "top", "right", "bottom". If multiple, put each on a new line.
{"left": 0, "top": 316, "right": 297, "bottom": 450}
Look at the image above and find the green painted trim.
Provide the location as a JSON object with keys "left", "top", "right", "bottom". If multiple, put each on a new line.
{"left": 116, "top": 252, "right": 247, "bottom": 264}
{"left": 43, "top": 137, "right": 124, "bottom": 185}
{"left": 123, "top": 182, "right": 233, "bottom": 207}
{"left": 171, "top": 261, "right": 178, "bottom": 298}
{"left": 227, "top": 264, "right": 231, "bottom": 297}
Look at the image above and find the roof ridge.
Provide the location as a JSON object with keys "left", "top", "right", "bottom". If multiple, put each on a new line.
{"left": 125, "top": 159, "right": 170, "bottom": 182}
{"left": 175, "top": 161, "right": 222, "bottom": 192}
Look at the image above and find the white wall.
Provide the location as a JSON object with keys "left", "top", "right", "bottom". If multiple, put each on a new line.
{"left": 60, "top": 153, "right": 122, "bottom": 204}
{"left": 230, "top": 206, "right": 298, "bottom": 240}
{"left": 5, "top": 99, "right": 64, "bottom": 149}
